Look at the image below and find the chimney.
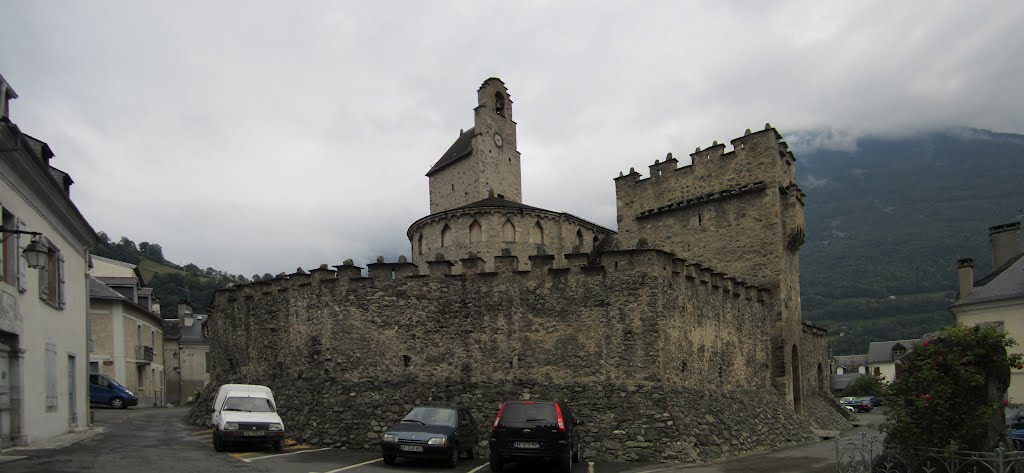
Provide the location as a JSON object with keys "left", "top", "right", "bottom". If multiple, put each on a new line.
{"left": 990, "top": 222, "right": 1022, "bottom": 269}
{"left": 178, "top": 301, "right": 194, "bottom": 327}
{"left": 0, "top": 73, "right": 16, "bottom": 119}
{"left": 957, "top": 258, "right": 974, "bottom": 299}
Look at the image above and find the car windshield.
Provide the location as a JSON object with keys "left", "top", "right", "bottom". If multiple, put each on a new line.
{"left": 401, "top": 407, "right": 456, "bottom": 427}
{"left": 223, "top": 396, "right": 275, "bottom": 412}
{"left": 499, "top": 403, "right": 557, "bottom": 428}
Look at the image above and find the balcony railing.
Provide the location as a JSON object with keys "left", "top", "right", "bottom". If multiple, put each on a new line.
{"left": 135, "top": 345, "right": 154, "bottom": 362}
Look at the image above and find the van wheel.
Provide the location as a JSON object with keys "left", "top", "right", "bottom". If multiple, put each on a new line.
{"left": 272, "top": 440, "right": 284, "bottom": 452}
{"left": 560, "top": 451, "right": 572, "bottom": 473}
{"left": 383, "top": 454, "right": 396, "bottom": 465}
{"left": 489, "top": 455, "right": 503, "bottom": 472}
{"left": 213, "top": 431, "right": 225, "bottom": 452}
{"left": 466, "top": 441, "right": 476, "bottom": 459}
{"left": 110, "top": 397, "right": 126, "bottom": 409}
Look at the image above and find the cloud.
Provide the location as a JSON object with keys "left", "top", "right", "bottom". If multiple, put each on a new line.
{"left": 1, "top": 0, "right": 1022, "bottom": 276}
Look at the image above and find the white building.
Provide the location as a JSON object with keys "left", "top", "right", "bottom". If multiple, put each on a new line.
{"left": 0, "top": 73, "right": 97, "bottom": 447}
{"left": 950, "top": 222, "right": 1024, "bottom": 402}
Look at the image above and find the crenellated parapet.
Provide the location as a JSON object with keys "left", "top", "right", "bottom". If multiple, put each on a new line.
{"left": 215, "top": 248, "right": 773, "bottom": 306}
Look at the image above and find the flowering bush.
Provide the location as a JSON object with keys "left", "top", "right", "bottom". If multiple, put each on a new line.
{"left": 882, "top": 325, "right": 1024, "bottom": 451}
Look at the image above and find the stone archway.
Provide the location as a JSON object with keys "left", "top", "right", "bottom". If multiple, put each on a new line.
{"left": 791, "top": 344, "right": 802, "bottom": 413}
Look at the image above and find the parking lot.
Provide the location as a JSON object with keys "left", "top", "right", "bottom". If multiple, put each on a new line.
{"left": 0, "top": 406, "right": 870, "bottom": 473}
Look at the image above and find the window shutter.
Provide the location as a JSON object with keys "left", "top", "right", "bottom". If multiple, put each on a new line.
{"left": 0, "top": 203, "right": 4, "bottom": 282}
{"left": 16, "top": 218, "right": 27, "bottom": 293}
{"left": 57, "top": 253, "right": 65, "bottom": 308}
{"left": 45, "top": 342, "right": 58, "bottom": 408}
{"left": 38, "top": 239, "right": 49, "bottom": 301}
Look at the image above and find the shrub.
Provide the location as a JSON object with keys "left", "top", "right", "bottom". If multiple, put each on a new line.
{"left": 843, "top": 373, "right": 885, "bottom": 397}
{"left": 882, "top": 325, "right": 1024, "bottom": 452}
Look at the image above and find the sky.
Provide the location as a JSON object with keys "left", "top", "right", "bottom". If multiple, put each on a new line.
{"left": 2, "top": 1, "right": 1022, "bottom": 278}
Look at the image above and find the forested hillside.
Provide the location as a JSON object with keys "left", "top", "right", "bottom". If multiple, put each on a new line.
{"left": 796, "top": 128, "right": 1024, "bottom": 354}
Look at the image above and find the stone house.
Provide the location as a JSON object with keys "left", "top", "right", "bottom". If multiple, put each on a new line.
{"left": 0, "top": 73, "right": 97, "bottom": 447}
{"left": 162, "top": 302, "right": 210, "bottom": 406}
{"left": 832, "top": 354, "right": 868, "bottom": 375}
{"left": 950, "top": 221, "right": 1024, "bottom": 401}
{"left": 88, "top": 255, "right": 165, "bottom": 406}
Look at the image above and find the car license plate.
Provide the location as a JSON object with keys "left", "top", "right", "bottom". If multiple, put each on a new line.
{"left": 514, "top": 441, "right": 540, "bottom": 449}
{"left": 400, "top": 445, "right": 424, "bottom": 452}
{"left": 243, "top": 430, "right": 265, "bottom": 437}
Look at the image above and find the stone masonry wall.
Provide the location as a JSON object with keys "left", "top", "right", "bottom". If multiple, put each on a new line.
{"left": 198, "top": 249, "right": 848, "bottom": 462}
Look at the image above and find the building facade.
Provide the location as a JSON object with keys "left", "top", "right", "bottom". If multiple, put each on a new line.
{"left": 163, "top": 302, "right": 210, "bottom": 406}
{"left": 950, "top": 221, "right": 1024, "bottom": 401}
{"left": 88, "top": 255, "right": 165, "bottom": 406}
{"left": 0, "top": 73, "right": 97, "bottom": 447}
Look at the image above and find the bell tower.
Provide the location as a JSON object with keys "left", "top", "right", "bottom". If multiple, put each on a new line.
{"left": 427, "top": 78, "right": 522, "bottom": 214}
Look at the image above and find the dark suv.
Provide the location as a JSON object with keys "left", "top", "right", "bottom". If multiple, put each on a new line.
{"left": 488, "top": 400, "right": 581, "bottom": 473}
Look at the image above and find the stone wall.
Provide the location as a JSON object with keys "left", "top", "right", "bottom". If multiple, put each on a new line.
{"left": 199, "top": 249, "right": 848, "bottom": 461}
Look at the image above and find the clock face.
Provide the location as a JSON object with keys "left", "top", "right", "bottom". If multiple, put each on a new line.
{"left": 493, "top": 133, "right": 504, "bottom": 147}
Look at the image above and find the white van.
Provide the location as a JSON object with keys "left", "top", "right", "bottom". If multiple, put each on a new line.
{"left": 209, "top": 384, "right": 286, "bottom": 452}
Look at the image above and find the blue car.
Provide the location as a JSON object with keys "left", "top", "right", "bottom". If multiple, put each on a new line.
{"left": 89, "top": 373, "right": 138, "bottom": 409}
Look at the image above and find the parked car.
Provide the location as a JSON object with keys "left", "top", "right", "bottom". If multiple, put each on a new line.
{"left": 865, "top": 396, "right": 883, "bottom": 407}
{"left": 489, "top": 400, "right": 581, "bottom": 473}
{"left": 380, "top": 406, "right": 478, "bottom": 467}
{"left": 89, "top": 373, "right": 138, "bottom": 409}
{"left": 840, "top": 396, "right": 872, "bottom": 413}
{"left": 208, "top": 384, "right": 286, "bottom": 452}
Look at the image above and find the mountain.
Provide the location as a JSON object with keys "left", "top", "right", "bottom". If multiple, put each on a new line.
{"left": 794, "top": 128, "right": 1024, "bottom": 355}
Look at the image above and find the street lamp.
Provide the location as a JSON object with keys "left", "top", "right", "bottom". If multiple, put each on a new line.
{"left": 0, "top": 227, "right": 48, "bottom": 269}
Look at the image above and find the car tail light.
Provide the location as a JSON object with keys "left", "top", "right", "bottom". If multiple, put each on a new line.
{"left": 554, "top": 403, "right": 565, "bottom": 432}
{"left": 493, "top": 402, "right": 506, "bottom": 432}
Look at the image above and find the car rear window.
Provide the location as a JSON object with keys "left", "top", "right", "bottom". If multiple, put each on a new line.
{"left": 499, "top": 403, "right": 557, "bottom": 428}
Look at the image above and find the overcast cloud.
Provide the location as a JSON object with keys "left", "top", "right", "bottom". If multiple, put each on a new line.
{"left": 2, "top": 1, "right": 1022, "bottom": 277}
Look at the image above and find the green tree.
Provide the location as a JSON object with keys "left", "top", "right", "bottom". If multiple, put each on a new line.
{"left": 882, "top": 325, "right": 1024, "bottom": 452}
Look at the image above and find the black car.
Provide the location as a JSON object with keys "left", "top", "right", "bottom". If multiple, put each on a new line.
{"left": 489, "top": 400, "right": 581, "bottom": 473}
{"left": 380, "top": 406, "right": 478, "bottom": 467}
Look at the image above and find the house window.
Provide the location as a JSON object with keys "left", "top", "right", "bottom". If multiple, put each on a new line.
{"left": 836, "top": 366, "right": 845, "bottom": 375}
{"left": 873, "top": 367, "right": 881, "bottom": 377}
{"left": 892, "top": 346, "right": 906, "bottom": 359}
{"left": 37, "top": 240, "right": 65, "bottom": 308}
{"left": 576, "top": 229, "right": 584, "bottom": 251}
{"left": 417, "top": 233, "right": 424, "bottom": 255}
{"left": 495, "top": 92, "right": 506, "bottom": 117}
{"left": 137, "top": 364, "right": 145, "bottom": 389}
{"left": 502, "top": 219, "right": 516, "bottom": 242}
{"left": 469, "top": 220, "right": 482, "bottom": 243}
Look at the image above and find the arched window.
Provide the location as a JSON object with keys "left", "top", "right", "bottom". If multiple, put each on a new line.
{"left": 495, "top": 92, "right": 506, "bottom": 117}
{"left": 502, "top": 219, "right": 516, "bottom": 242}
{"left": 441, "top": 224, "right": 452, "bottom": 247}
{"left": 576, "top": 229, "right": 584, "bottom": 250}
{"left": 417, "top": 233, "right": 424, "bottom": 255}
{"left": 593, "top": 235, "right": 600, "bottom": 250}
{"left": 469, "top": 220, "right": 482, "bottom": 243}
{"left": 531, "top": 221, "right": 545, "bottom": 245}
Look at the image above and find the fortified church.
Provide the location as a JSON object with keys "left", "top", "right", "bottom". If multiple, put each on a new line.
{"left": 199, "top": 78, "right": 848, "bottom": 462}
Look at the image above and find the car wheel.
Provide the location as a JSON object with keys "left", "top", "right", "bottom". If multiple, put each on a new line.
{"left": 110, "top": 397, "right": 126, "bottom": 409}
{"left": 383, "top": 454, "right": 396, "bottom": 465}
{"left": 466, "top": 440, "right": 476, "bottom": 459}
{"left": 447, "top": 444, "right": 459, "bottom": 468}
{"left": 272, "top": 439, "right": 284, "bottom": 452}
{"left": 489, "top": 455, "right": 503, "bottom": 472}
{"left": 213, "top": 430, "right": 225, "bottom": 452}
{"left": 561, "top": 451, "right": 572, "bottom": 473}
{"left": 572, "top": 442, "right": 581, "bottom": 463}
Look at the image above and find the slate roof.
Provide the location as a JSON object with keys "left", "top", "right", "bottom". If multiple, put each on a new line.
{"left": 97, "top": 276, "right": 139, "bottom": 287}
{"left": 164, "top": 315, "right": 209, "bottom": 344}
{"left": 833, "top": 354, "right": 868, "bottom": 369}
{"left": 867, "top": 339, "right": 919, "bottom": 364}
{"left": 426, "top": 127, "right": 475, "bottom": 176}
{"left": 88, "top": 276, "right": 162, "bottom": 324}
{"left": 950, "top": 253, "right": 1024, "bottom": 308}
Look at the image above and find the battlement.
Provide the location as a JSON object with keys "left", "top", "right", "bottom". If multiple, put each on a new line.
{"left": 217, "top": 249, "right": 771, "bottom": 303}
{"left": 614, "top": 124, "right": 796, "bottom": 196}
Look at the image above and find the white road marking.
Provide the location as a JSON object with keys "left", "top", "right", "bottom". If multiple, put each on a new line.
{"left": 588, "top": 460, "right": 595, "bottom": 473}
{"left": 246, "top": 447, "right": 334, "bottom": 461}
{"left": 632, "top": 466, "right": 680, "bottom": 473}
{"left": 323, "top": 457, "right": 383, "bottom": 472}
{"left": 467, "top": 462, "right": 491, "bottom": 473}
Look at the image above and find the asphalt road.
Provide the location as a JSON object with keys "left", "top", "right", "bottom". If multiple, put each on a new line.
{"left": 0, "top": 406, "right": 882, "bottom": 473}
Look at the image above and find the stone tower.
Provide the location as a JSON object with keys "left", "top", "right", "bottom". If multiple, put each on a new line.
{"left": 427, "top": 78, "right": 522, "bottom": 214}
{"left": 614, "top": 126, "right": 808, "bottom": 410}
